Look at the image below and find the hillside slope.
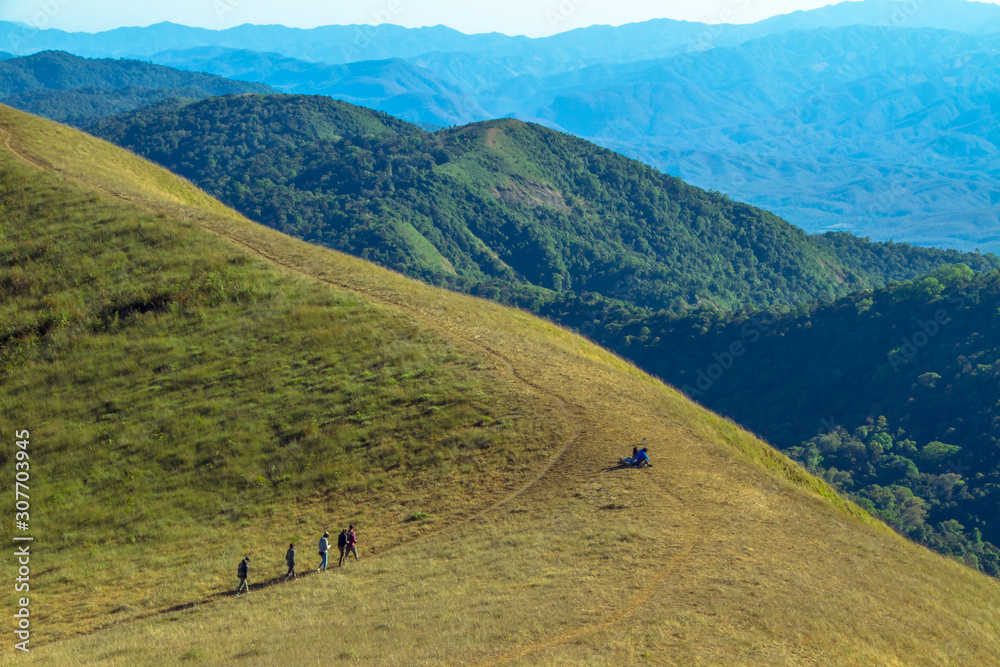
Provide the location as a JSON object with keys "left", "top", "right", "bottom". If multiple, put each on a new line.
{"left": 89, "top": 93, "right": 999, "bottom": 319}
{"left": 2, "top": 105, "right": 1000, "bottom": 663}
{"left": 611, "top": 263, "right": 1000, "bottom": 572}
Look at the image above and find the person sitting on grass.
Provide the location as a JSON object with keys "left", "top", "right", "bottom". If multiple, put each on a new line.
{"left": 619, "top": 446, "right": 639, "bottom": 466}
{"left": 633, "top": 447, "right": 652, "bottom": 468}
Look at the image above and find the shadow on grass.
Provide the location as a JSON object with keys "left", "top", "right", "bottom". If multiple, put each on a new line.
{"left": 601, "top": 461, "right": 654, "bottom": 473}
{"left": 159, "top": 566, "right": 351, "bottom": 614}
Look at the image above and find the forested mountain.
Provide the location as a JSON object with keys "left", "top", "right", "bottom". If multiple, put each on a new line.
{"left": 496, "top": 26, "right": 1000, "bottom": 251}
{"left": 8, "top": 2, "right": 1000, "bottom": 248}
{"left": 6, "top": 1, "right": 1000, "bottom": 64}
{"left": 0, "top": 20, "right": 523, "bottom": 63}
{"left": 8, "top": 1, "right": 1000, "bottom": 248}
{"left": 0, "top": 50, "right": 272, "bottom": 125}
{"left": 580, "top": 264, "right": 1000, "bottom": 574}
{"left": 88, "top": 93, "right": 998, "bottom": 318}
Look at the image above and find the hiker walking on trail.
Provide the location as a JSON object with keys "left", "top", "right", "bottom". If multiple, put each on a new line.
{"left": 236, "top": 556, "right": 250, "bottom": 596}
{"left": 285, "top": 543, "right": 297, "bottom": 580}
{"left": 344, "top": 524, "right": 360, "bottom": 562}
{"left": 317, "top": 532, "right": 330, "bottom": 572}
{"left": 337, "top": 528, "right": 348, "bottom": 567}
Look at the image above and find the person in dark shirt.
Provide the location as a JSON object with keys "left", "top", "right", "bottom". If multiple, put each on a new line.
{"left": 236, "top": 556, "right": 250, "bottom": 596}
{"left": 620, "top": 446, "right": 639, "bottom": 466}
{"left": 345, "top": 525, "right": 360, "bottom": 562}
{"left": 337, "top": 528, "right": 349, "bottom": 567}
{"left": 284, "top": 543, "right": 296, "bottom": 580}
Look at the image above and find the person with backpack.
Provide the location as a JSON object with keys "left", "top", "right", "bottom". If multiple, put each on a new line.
{"left": 337, "top": 528, "right": 348, "bottom": 567}
{"left": 344, "top": 524, "right": 360, "bottom": 562}
{"left": 284, "top": 543, "right": 296, "bottom": 580}
{"left": 236, "top": 556, "right": 250, "bottom": 596}
{"left": 317, "top": 532, "right": 330, "bottom": 572}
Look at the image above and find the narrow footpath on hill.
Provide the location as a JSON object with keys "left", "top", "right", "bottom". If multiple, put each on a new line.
{"left": 6, "top": 112, "right": 1000, "bottom": 664}
{"left": 0, "top": 118, "right": 705, "bottom": 660}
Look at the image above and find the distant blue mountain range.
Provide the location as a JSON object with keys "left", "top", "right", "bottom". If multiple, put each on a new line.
{"left": 5, "top": 0, "right": 1000, "bottom": 250}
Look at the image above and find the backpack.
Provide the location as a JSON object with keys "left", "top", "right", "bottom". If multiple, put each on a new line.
{"left": 238, "top": 559, "right": 248, "bottom": 578}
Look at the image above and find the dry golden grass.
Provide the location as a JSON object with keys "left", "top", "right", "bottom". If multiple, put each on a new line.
{"left": 0, "top": 104, "right": 559, "bottom": 645}
{"left": 1, "top": 105, "right": 999, "bottom": 664}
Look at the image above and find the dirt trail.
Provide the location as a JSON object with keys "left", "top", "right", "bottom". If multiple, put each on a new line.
{"left": 0, "top": 120, "right": 586, "bottom": 610}
{"left": 8, "top": 112, "right": 1000, "bottom": 667}
{"left": 0, "top": 121, "right": 587, "bottom": 523}
{"left": 0, "top": 120, "right": 707, "bottom": 659}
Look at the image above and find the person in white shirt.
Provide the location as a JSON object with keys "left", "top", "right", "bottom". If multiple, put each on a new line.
{"left": 317, "top": 531, "right": 330, "bottom": 572}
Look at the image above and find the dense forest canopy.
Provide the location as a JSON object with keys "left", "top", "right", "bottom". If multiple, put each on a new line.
{"left": 90, "top": 93, "right": 999, "bottom": 318}
{"left": 0, "top": 51, "right": 273, "bottom": 125}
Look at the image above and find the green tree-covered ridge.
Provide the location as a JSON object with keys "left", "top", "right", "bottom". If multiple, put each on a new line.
{"left": 0, "top": 51, "right": 273, "bottom": 126}
{"left": 592, "top": 264, "right": 1000, "bottom": 575}
{"left": 90, "top": 94, "right": 998, "bottom": 318}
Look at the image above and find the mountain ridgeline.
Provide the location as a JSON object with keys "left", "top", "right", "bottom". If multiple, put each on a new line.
{"left": 0, "top": 50, "right": 273, "bottom": 125}
{"left": 88, "top": 93, "right": 999, "bottom": 319}
{"left": 6, "top": 2, "right": 1000, "bottom": 249}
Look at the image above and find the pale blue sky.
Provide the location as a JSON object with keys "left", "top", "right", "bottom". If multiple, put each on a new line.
{"left": 1, "top": 0, "right": 865, "bottom": 37}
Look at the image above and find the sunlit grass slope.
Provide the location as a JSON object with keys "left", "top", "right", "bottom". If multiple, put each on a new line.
{"left": 1, "top": 104, "right": 999, "bottom": 664}
{"left": 0, "top": 105, "right": 552, "bottom": 641}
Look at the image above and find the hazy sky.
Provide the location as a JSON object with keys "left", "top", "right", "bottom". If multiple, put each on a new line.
{"left": 0, "top": 0, "right": 874, "bottom": 37}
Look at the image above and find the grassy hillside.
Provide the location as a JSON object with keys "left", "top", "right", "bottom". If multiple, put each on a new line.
{"left": 2, "top": 104, "right": 1000, "bottom": 663}
{"left": 89, "top": 94, "right": 999, "bottom": 320}
{"left": 0, "top": 104, "right": 550, "bottom": 640}
{"left": 610, "top": 263, "right": 1000, "bottom": 573}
